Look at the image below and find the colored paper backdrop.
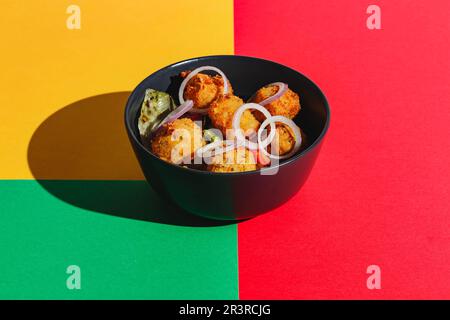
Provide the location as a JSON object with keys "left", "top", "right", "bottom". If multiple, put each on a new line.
{"left": 0, "top": 0, "right": 449, "bottom": 299}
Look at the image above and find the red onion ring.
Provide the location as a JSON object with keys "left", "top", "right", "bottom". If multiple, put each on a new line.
{"left": 257, "top": 82, "right": 288, "bottom": 106}
{"left": 250, "top": 149, "right": 271, "bottom": 166}
{"left": 152, "top": 100, "right": 194, "bottom": 133}
{"left": 258, "top": 115, "right": 302, "bottom": 160}
{"left": 186, "top": 107, "right": 209, "bottom": 115}
{"left": 215, "top": 141, "right": 238, "bottom": 156}
{"left": 232, "top": 103, "right": 275, "bottom": 150}
{"left": 195, "top": 139, "right": 222, "bottom": 158}
{"left": 178, "top": 66, "right": 230, "bottom": 114}
{"left": 196, "top": 140, "right": 238, "bottom": 159}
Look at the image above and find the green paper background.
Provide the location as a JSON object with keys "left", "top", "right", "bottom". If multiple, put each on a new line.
{"left": 0, "top": 180, "right": 238, "bottom": 299}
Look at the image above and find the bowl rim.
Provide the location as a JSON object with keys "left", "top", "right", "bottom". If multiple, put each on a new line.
{"left": 124, "top": 54, "right": 331, "bottom": 176}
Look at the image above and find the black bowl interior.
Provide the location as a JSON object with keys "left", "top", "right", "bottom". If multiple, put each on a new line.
{"left": 126, "top": 55, "right": 329, "bottom": 171}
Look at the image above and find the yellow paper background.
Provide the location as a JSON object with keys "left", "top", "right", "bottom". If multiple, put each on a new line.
{"left": 0, "top": 0, "right": 234, "bottom": 179}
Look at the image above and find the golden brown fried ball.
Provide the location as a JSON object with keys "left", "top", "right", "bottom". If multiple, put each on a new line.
{"left": 207, "top": 147, "right": 257, "bottom": 173}
{"left": 208, "top": 94, "right": 260, "bottom": 137}
{"left": 151, "top": 118, "right": 204, "bottom": 164}
{"left": 267, "top": 124, "right": 307, "bottom": 156}
{"left": 181, "top": 71, "right": 232, "bottom": 110}
{"left": 273, "top": 125, "right": 295, "bottom": 156}
{"left": 250, "top": 85, "right": 300, "bottom": 121}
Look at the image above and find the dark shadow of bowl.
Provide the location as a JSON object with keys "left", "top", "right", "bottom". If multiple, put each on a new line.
{"left": 27, "top": 92, "right": 236, "bottom": 227}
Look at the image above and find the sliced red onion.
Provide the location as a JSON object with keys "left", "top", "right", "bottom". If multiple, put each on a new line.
{"left": 179, "top": 66, "right": 230, "bottom": 114}
{"left": 186, "top": 107, "right": 209, "bottom": 115}
{"left": 258, "top": 82, "right": 288, "bottom": 106}
{"left": 258, "top": 115, "right": 302, "bottom": 160}
{"left": 152, "top": 100, "right": 194, "bottom": 133}
{"left": 250, "top": 149, "right": 271, "bottom": 166}
{"left": 196, "top": 140, "right": 238, "bottom": 158}
{"left": 258, "top": 150, "right": 271, "bottom": 166}
{"left": 216, "top": 141, "right": 238, "bottom": 156}
{"left": 195, "top": 139, "right": 222, "bottom": 158}
{"left": 232, "top": 103, "right": 275, "bottom": 150}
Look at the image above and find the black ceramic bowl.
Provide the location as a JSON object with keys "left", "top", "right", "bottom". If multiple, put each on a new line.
{"left": 125, "top": 55, "right": 330, "bottom": 220}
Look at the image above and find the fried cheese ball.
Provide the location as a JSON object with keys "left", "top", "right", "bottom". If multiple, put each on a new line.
{"left": 250, "top": 85, "right": 301, "bottom": 121}
{"left": 207, "top": 147, "right": 257, "bottom": 173}
{"left": 208, "top": 95, "right": 260, "bottom": 137}
{"left": 181, "top": 71, "right": 232, "bottom": 110}
{"left": 273, "top": 125, "right": 295, "bottom": 156}
{"left": 267, "top": 124, "right": 307, "bottom": 157}
{"left": 151, "top": 118, "right": 204, "bottom": 164}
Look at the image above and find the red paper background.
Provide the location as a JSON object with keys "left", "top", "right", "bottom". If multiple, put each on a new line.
{"left": 235, "top": 0, "right": 450, "bottom": 299}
